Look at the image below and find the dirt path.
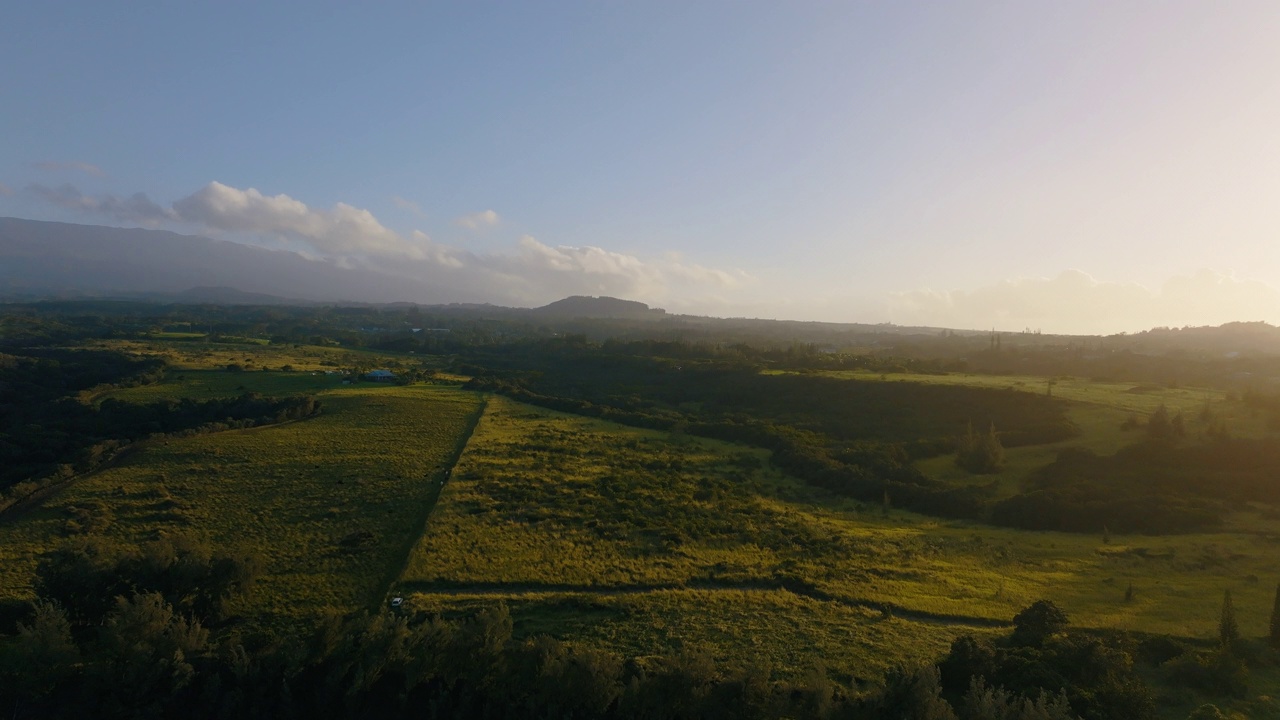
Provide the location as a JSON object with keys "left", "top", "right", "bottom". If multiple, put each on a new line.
{"left": 397, "top": 577, "right": 1014, "bottom": 629}
{"left": 372, "top": 395, "right": 490, "bottom": 611}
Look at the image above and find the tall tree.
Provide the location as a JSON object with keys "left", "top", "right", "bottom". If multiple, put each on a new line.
{"left": 1012, "top": 600, "right": 1069, "bottom": 647}
{"left": 1269, "top": 582, "right": 1280, "bottom": 648}
{"left": 956, "top": 422, "right": 1005, "bottom": 474}
{"left": 1220, "top": 589, "right": 1240, "bottom": 648}
{"left": 1148, "top": 404, "right": 1175, "bottom": 441}
{"left": 12, "top": 600, "right": 80, "bottom": 699}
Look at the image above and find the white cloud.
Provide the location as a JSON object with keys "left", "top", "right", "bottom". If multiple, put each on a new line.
{"left": 511, "top": 236, "right": 663, "bottom": 294}
{"left": 32, "top": 161, "right": 105, "bottom": 177}
{"left": 25, "top": 179, "right": 750, "bottom": 309}
{"left": 507, "top": 237, "right": 750, "bottom": 303}
{"left": 392, "top": 195, "right": 425, "bottom": 217}
{"left": 409, "top": 230, "right": 465, "bottom": 268}
{"left": 172, "top": 182, "right": 417, "bottom": 257}
{"left": 888, "top": 269, "right": 1280, "bottom": 334}
{"left": 359, "top": 234, "right": 752, "bottom": 308}
{"left": 26, "top": 183, "right": 173, "bottom": 225}
{"left": 454, "top": 209, "right": 500, "bottom": 230}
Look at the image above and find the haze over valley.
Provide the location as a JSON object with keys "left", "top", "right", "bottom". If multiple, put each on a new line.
{"left": 6, "top": 4, "right": 1280, "bottom": 334}
{"left": 7, "top": 4, "right": 1280, "bottom": 720}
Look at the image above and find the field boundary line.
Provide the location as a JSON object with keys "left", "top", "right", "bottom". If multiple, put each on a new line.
{"left": 373, "top": 392, "right": 490, "bottom": 611}
{"left": 399, "top": 578, "right": 1014, "bottom": 629}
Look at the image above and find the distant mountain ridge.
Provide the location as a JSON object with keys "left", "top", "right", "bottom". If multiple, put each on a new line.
{"left": 7, "top": 217, "right": 1280, "bottom": 355}
{"left": 531, "top": 295, "right": 667, "bottom": 320}
{"left": 167, "top": 286, "right": 308, "bottom": 305}
{"left": 1126, "top": 322, "right": 1280, "bottom": 355}
{"left": 0, "top": 218, "right": 687, "bottom": 320}
{"left": 0, "top": 217, "right": 449, "bottom": 305}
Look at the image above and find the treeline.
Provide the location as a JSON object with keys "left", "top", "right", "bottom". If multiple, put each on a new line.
{"left": 11, "top": 300, "right": 1280, "bottom": 393}
{"left": 456, "top": 340, "right": 1280, "bottom": 534}
{"left": 0, "top": 348, "right": 167, "bottom": 401}
{"left": 465, "top": 375, "right": 989, "bottom": 520}
{"left": 28, "top": 535, "right": 261, "bottom": 627}
{"left": 1, "top": 349, "right": 166, "bottom": 496}
{"left": 3, "top": 389, "right": 320, "bottom": 491}
{"left": 489, "top": 360, "right": 1248, "bottom": 534}
{"left": 1, "top": 349, "right": 321, "bottom": 512}
{"left": 458, "top": 342, "right": 1075, "bottom": 449}
{"left": 460, "top": 341, "right": 1078, "bottom": 524}
{"left": 2, "top": 534, "right": 1262, "bottom": 720}
{"left": 993, "top": 430, "right": 1280, "bottom": 534}
{"left": 3, "top": 581, "right": 1168, "bottom": 720}
{"left": 2, "top": 609, "right": 1081, "bottom": 720}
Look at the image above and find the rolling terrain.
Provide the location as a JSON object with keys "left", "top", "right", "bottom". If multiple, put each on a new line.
{"left": 0, "top": 366, "right": 483, "bottom": 628}
{"left": 5, "top": 328, "right": 1280, "bottom": 717}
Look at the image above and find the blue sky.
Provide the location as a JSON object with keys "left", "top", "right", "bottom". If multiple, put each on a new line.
{"left": 5, "top": 2, "right": 1280, "bottom": 333}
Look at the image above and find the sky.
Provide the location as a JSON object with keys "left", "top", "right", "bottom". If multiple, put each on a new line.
{"left": 4, "top": 2, "right": 1280, "bottom": 334}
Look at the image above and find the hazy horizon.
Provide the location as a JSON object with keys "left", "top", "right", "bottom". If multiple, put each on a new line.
{"left": 5, "top": 2, "right": 1280, "bottom": 335}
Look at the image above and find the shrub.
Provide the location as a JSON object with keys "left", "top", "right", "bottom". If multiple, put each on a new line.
{"left": 1012, "top": 600, "right": 1069, "bottom": 647}
{"left": 955, "top": 423, "right": 1005, "bottom": 474}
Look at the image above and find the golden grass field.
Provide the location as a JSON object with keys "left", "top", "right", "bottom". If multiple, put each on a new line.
{"left": 94, "top": 337, "right": 433, "bottom": 375}
{"left": 396, "top": 394, "right": 1280, "bottom": 701}
{"left": 807, "top": 369, "right": 1274, "bottom": 504}
{"left": 7, "top": 343, "right": 1280, "bottom": 713}
{"left": 0, "top": 382, "right": 482, "bottom": 629}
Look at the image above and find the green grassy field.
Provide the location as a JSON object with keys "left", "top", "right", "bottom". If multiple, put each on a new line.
{"left": 396, "top": 395, "right": 1280, "bottom": 696}
{"left": 91, "top": 335, "right": 457, "bottom": 406}
{"left": 407, "top": 587, "right": 995, "bottom": 684}
{"left": 9, "top": 353, "right": 1280, "bottom": 713}
{"left": 778, "top": 370, "right": 1226, "bottom": 414}
{"left": 94, "top": 338, "right": 432, "bottom": 375}
{"left": 0, "top": 382, "right": 483, "bottom": 629}
{"left": 399, "top": 396, "right": 796, "bottom": 589}
{"left": 100, "top": 368, "right": 351, "bottom": 402}
{"left": 792, "top": 370, "right": 1274, "bottom": 504}
{"left": 784, "top": 369, "right": 1255, "bottom": 442}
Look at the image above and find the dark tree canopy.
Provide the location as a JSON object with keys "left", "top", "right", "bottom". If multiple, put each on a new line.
{"left": 1012, "top": 600, "right": 1070, "bottom": 647}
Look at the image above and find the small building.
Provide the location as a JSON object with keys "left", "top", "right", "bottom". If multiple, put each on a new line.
{"left": 366, "top": 369, "right": 397, "bottom": 382}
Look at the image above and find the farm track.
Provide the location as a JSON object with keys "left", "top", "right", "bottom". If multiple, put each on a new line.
{"left": 399, "top": 578, "right": 1014, "bottom": 629}
{"left": 373, "top": 395, "right": 490, "bottom": 611}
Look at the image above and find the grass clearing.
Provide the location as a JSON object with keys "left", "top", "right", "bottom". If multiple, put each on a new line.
{"left": 405, "top": 587, "right": 995, "bottom": 683}
{"left": 92, "top": 338, "right": 433, "bottom": 375}
{"left": 0, "top": 384, "right": 483, "bottom": 630}
{"left": 799, "top": 370, "right": 1275, "bottom": 502}
{"left": 399, "top": 396, "right": 799, "bottom": 589}
{"left": 399, "top": 394, "right": 1280, "bottom": 667}
{"left": 101, "top": 368, "right": 356, "bottom": 403}
{"left": 783, "top": 370, "right": 1225, "bottom": 415}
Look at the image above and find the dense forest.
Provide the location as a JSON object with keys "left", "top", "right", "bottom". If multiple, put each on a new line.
{"left": 0, "top": 541, "right": 1163, "bottom": 720}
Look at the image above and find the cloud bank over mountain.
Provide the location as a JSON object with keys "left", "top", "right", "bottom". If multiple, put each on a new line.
{"left": 172, "top": 182, "right": 414, "bottom": 257}
{"left": 17, "top": 181, "right": 751, "bottom": 310}
{"left": 15, "top": 180, "right": 1280, "bottom": 333}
